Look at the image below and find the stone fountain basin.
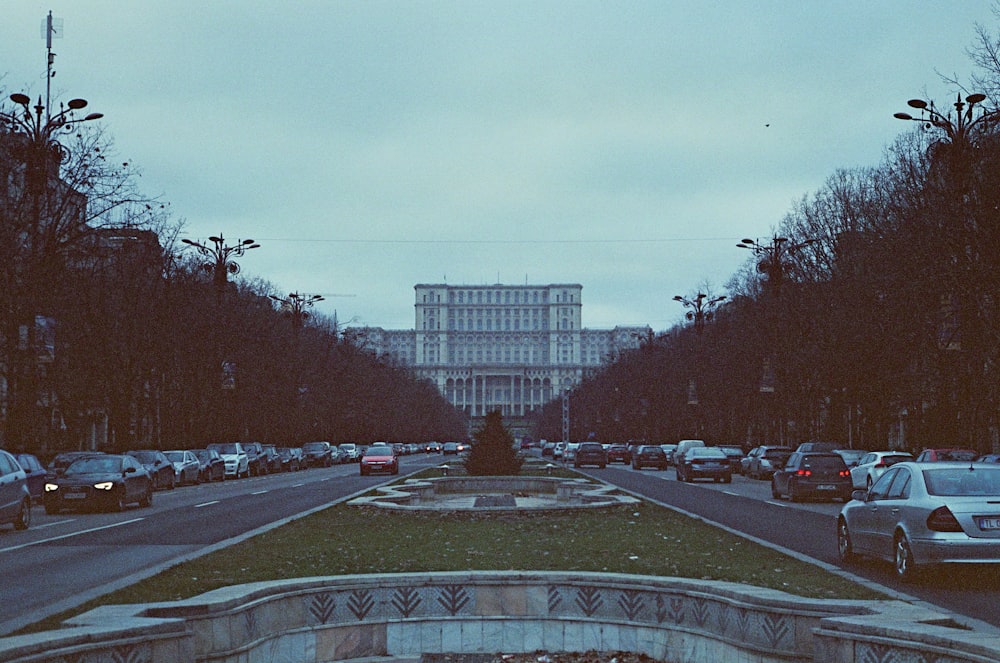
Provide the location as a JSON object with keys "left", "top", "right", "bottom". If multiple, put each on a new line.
{"left": 348, "top": 476, "right": 639, "bottom": 511}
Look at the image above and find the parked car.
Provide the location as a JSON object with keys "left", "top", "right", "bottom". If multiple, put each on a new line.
{"left": 360, "top": 443, "right": 398, "bottom": 475}
{"left": 772, "top": 451, "right": 852, "bottom": 502}
{"left": 674, "top": 446, "right": 732, "bottom": 483}
{"left": 850, "top": 451, "right": 914, "bottom": 489}
{"left": 716, "top": 445, "right": 745, "bottom": 474}
{"left": 242, "top": 441, "right": 267, "bottom": 475}
{"left": 338, "top": 443, "right": 360, "bottom": 463}
{"left": 126, "top": 449, "right": 176, "bottom": 490}
{"left": 44, "top": 454, "right": 152, "bottom": 514}
{"left": 632, "top": 445, "right": 668, "bottom": 471}
{"left": 302, "top": 441, "right": 334, "bottom": 467}
{"left": 977, "top": 454, "right": 1000, "bottom": 464}
{"left": 837, "top": 461, "right": 1000, "bottom": 581}
{"left": 207, "top": 442, "right": 249, "bottom": 479}
{"left": 442, "top": 442, "right": 462, "bottom": 455}
{"left": 277, "top": 447, "right": 301, "bottom": 472}
{"left": 573, "top": 442, "right": 607, "bottom": 469}
{"left": 193, "top": 448, "right": 226, "bottom": 482}
{"left": 164, "top": 450, "right": 201, "bottom": 485}
{"left": 744, "top": 446, "right": 792, "bottom": 480}
{"left": 915, "top": 448, "right": 978, "bottom": 462}
{"left": 14, "top": 452, "right": 46, "bottom": 499}
{"left": 607, "top": 444, "right": 631, "bottom": 464}
{"left": 0, "top": 449, "right": 31, "bottom": 530}
{"left": 261, "top": 444, "right": 283, "bottom": 473}
{"left": 659, "top": 444, "right": 678, "bottom": 465}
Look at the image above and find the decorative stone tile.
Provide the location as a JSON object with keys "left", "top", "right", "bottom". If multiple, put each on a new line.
{"left": 563, "top": 620, "right": 584, "bottom": 650}
{"left": 541, "top": 620, "right": 564, "bottom": 652}
{"left": 387, "top": 620, "right": 422, "bottom": 656}
{"left": 574, "top": 586, "right": 605, "bottom": 618}
{"left": 616, "top": 589, "right": 646, "bottom": 622}
{"left": 420, "top": 620, "right": 443, "bottom": 652}
{"left": 599, "top": 623, "right": 621, "bottom": 652}
{"left": 483, "top": 618, "right": 505, "bottom": 652}
{"left": 390, "top": 586, "right": 425, "bottom": 618}
{"left": 437, "top": 584, "right": 473, "bottom": 616}
{"left": 441, "top": 620, "right": 464, "bottom": 652}
{"left": 522, "top": 620, "right": 544, "bottom": 652}
{"left": 460, "top": 619, "right": 484, "bottom": 652}
{"left": 580, "top": 621, "right": 602, "bottom": 651}
{"left": 501, "top": 619, "right": 526, "bottom": 653}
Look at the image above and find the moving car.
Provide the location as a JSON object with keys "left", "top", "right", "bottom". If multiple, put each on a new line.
{"left": 0, "top": 449, "right": 31, "bottom": 530}
{"left": 44, "top": 454, "right": 152, "bottom": 513}
{"left": 672, "top": 439, "right": 705, "bottom": 468}
{"left": 164, "top": 450, "right": 201, "bottom": 485}
{"left": 675, "top": 446, "right": 732, "bottom": 483}
{"left": 193, "top": 448, "right": 226, "bottom": 482}
{"left": 207, "top": 442, "right": 249, "bottom": 479}
{"left": 717, "top": 445, "right": 745, "bottom": 474}
{"left": 607, "top": 444, "right": 631, "bottom": 464}
{"left": 126, "top": 449, "right": 175, "bottom": 490}
{"left": 850, "top": 451, "right": 914, "bottom": 489}
{"left": 442, "top": 442, "right": 462, "bottom": 455}
{"left": 360, "top": 443, "right": 398, "bottom": 475}
{"left": 771, "top": 451, "right": 852, "bottom": 502}
{"left": 837, "top": 462, "right": 1000, "bottom": 581}
{"left": 573, "top": 442, "right": 607, "bottom": 469}
{"left": 631, "top": 445, "right": 668, "bottom": 471}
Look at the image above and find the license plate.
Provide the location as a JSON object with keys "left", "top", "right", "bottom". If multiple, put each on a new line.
{"left": 64, "top": 492, "right": 87, "bottom": 500}
{"left": 977, "top": 517, "right": 1000, "bottom": 530}
{"left": 817, "top": 485, "right": 835, "bottom": 490}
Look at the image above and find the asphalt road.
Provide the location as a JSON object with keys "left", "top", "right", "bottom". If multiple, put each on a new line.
{"left": 578, "top": 460, "right": 1000, "bottom": 630}
{"left": 0, "top": 452, "right": 445, "bottom": 635}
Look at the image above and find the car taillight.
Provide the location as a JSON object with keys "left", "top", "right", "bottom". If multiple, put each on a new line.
{"left": 874, "top": 462, "right": 886, "bottom": 468}
{"left": 795, "top": 469, "right": 811, "bottom": 476}
{"left": 839, "top": 470, "right": 850, "bottom": 478}
{"left": 927, "top": 506, "right": 963, "bottom": 532}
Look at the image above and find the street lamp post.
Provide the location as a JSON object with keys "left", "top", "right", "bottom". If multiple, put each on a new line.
{"left": 180, "top": 234, "right": 260, "bottom": 297}
{"left": 894, "top": 93, "right": 1000, "bottom": 147}
{"left": 736, "top": 236, "right": 816, "bottom": 295}
{"left": 1, "top": 92, "right": 103, "bottom": 452}
{"left": 672, "top": 292, "right": 726, "bottom": 335}
{"left": 269, "top": 292, "right": 325, "bottom": 331}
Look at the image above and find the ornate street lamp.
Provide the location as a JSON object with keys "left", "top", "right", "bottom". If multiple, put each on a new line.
{"left": 181, "top": 234, "right": 260, "bottom": 295}
{"left": 894, "top": 93, "right": 1000, "bottom": 146}
{"left": 737, "top": 236, "right": 816, "bottom": 294}
{"left": 269, "top": 291, "right": 325, "bottom": 331}
{"left": 672, "top": 292, "right": 726, "bottom": 335}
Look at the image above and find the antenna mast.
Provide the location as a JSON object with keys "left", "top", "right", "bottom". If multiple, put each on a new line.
{"left": 42, "top": 11, "right": 63, "bottom": 120}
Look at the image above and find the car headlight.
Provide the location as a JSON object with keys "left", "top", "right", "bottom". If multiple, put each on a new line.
{"left": 44, "top": 483, "right": 59, "bottom": 492}
{"left": 94, "top": 481, "right": 114, "bottom": 491}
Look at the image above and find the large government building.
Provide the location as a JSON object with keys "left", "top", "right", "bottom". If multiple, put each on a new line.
{"left": 354, "top": 284, "right": 651, "bottom": 436}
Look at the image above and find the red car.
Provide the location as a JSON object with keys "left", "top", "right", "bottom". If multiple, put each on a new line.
{"left": 915, "top": 448, "right": 978, "bottom": 462}
{"left": 607, "top": 444, "right": 631, "bottom": 464}
{"left": 360, "top": 444, "right": 398, "bottom": 476}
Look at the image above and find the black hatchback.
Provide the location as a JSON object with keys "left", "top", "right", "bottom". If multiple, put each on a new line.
{"left": 573, "top": 442, "right": 607, "bottom": 468}
{"left": 771, "top": 452, "right": 852, "bottom": 502}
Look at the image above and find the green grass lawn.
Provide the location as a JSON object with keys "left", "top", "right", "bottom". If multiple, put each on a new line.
{"left": 17, "top": 468, "right": 885, "bottom": 635}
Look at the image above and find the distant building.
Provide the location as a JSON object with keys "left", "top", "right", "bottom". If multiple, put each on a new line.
{"left": 352, "top": 283, "right": 650, "bottom": 435}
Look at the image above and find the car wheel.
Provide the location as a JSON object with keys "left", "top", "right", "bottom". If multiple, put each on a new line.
{"left": 140, "top": 485, "right": 153, "bottom": 508}
{"left": 894, "top": 532, "right": 919, "bottom": 582}
{"left": 837, "top": 517, "right": 855, "bottom": 563}
{"left": 14, "top": 498, "right": 30, "bottom": 530}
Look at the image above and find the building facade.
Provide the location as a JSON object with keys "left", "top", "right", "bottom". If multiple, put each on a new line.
{"left": 355, "top": 284, "right": 650, "bottom": 436}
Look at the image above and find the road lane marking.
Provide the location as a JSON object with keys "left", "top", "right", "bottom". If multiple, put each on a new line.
{"left": 0, "top": 518, "right": 145, "bottom": 553}
{"left": 195, "top": 501, "right": 220, "bottom": 508}
{"left": 251, "top": 490, "right": 268, "bottom": 495}
{"left": 292, "top": 483, "right": 305, "bottom": 487}
{"left": 30, "top": 518, "right": 76, "bottom": 530}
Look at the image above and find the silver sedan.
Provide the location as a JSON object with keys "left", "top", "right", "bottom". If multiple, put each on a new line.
{"left": 837, "top": 461, "right": 1000, "bottom": 581}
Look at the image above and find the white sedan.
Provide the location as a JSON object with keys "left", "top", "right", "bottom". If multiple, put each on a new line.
{"left": 165, "top": 450, "right": 202, "bottom": 485}
{"left": 849, "top": 451, "right": 913, "bottom": 489}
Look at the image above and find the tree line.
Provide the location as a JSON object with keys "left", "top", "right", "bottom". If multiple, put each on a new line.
{"left": 534, "top": 21, "right": 1000, "bottom": 454}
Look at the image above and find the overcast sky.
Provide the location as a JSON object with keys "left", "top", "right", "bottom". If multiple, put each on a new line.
{"left": 1, "top": 2, "right": 995, "bottom": 331}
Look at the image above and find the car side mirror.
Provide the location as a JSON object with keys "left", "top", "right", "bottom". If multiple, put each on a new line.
{"left": 851, "top": 488, "right": 868, "bottom": 502}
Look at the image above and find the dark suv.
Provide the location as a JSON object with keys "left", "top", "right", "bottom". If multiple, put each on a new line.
{"left": 261, "top": 444, "right": 283, "bottom": 473}
{"left": 302, "top": 441, "right": 333, "bottom": 467}
{"left": 573, "top": 442, "right": 607, "bottom": 468}
{"left": 771, "top": 452, "right": 852, "bottom": 502}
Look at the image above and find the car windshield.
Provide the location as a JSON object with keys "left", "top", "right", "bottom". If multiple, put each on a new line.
{"left": 937, "top": 450, "right": 978, "bottom": 462}
{"left": 340, "top": 444, "right": 355, "bottom": 450}
{"left": 691, "top": 448, "right": 726, "bottom": 458}
{"left": 67, "top": 456, "right": 122, "bottom": 474}
{"left": 923, "top": 467, "right": 1000, "bottom": 496}
{"left": 164, "top": 451, "right": 185, "bottom": 462}
{"left": 210, "top": 443, "right": 240, "bottom": 455}
{"left": 129, "top": 451, "right": 158, "bottom": 463}
{"left": 366, "top": 446, "right": 392, "bottom": 456}
{"left": 193, "top": 450, "right": 212, "bottom": 460}
{"left": 641, "top": 448, "right": 665, "bottom": 457}
{"left": 764, "top": 450, "right": 791, "bottom": 460}
{"left": 882, "top": 454, "right": 911, "bottom": 466}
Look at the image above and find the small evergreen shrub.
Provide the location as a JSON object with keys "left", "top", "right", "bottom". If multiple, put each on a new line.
{"left": 463, "top": 410, "right": 524, "bottom": 476}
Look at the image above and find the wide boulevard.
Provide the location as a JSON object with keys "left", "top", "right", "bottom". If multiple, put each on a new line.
{"left": 1, "top": 451, "right": 997, "bottom": 636}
